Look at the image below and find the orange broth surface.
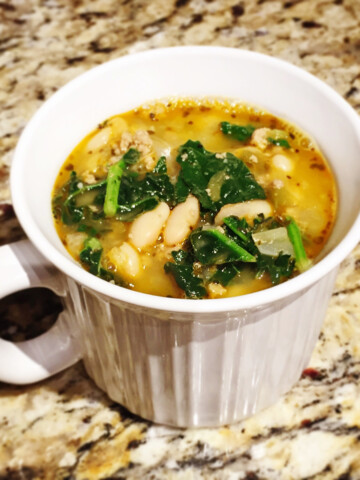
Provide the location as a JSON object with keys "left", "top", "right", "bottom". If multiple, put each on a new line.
{"left": 52, "top": 99, "right": 337, "bottom": 299}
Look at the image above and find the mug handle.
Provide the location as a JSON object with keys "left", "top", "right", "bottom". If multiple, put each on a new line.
{"left": 0, "top": 239, "right": 81, "bottom": 384}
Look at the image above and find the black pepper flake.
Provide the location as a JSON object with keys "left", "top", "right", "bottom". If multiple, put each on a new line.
{"left": 310, "top": 163, "right": 325, "bottom": 170}
{"left": 301, "top": 20, "right": 323, "bottom": 28}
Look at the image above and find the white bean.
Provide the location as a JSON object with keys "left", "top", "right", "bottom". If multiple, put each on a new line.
{"left": 129, "top": 202, "right": 170, "bottom": 249}
{"left": 163, "top": 195, "right": 200, "bottom": 246}
{"left": 215, "top": 200, "right": 273, "bottom": 225}
{"left": 86, "top": 127, "right": 111, "bottom": 152}
{"left": 272, "top": 154, "right": 293, "bottom": 172}
{"left": 107, "top": 242, "right": 141, "bottom": 280}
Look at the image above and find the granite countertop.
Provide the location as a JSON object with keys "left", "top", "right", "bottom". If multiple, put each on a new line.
{"left": 1, "top": 0, "right": 360, "bottom": 478}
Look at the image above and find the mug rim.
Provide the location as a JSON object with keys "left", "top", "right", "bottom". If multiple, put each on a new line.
{"left": 10, "top": 46, "right": 360, "bottom": 314}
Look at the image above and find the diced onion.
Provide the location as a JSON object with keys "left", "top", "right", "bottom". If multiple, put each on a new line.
{"left": 252, "top": 227, "right": 294, "bottom": 257}
{"left": 207, "top": 171, "right": 227, "bottom": 202}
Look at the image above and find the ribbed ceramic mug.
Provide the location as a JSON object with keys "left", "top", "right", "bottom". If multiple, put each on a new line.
{"left": 1, "top": 47, "right": 360, "bottom": 427}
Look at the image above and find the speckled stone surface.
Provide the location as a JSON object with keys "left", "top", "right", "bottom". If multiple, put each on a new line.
{"left": 1, "top": 0, "right": 360, "bottom": 478}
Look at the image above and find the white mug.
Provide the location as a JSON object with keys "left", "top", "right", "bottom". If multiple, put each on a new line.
{"left": 1, "top": 47, "right": 360, "bottom": 427}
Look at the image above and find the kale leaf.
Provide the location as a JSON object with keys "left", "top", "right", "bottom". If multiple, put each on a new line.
{"left": 103, "top": 148, "right": 141, "bottom": 218}
{"left": 267, "top": 137, "right": 291, "bottom": 149}
{"left": 175, "top": 140, "right": 265, "bottom": 211}
{"left": 122, "top": 147, "right": 141, "bottom": 164}
{"left": 220, "top": 122, "right": 255, "bottom": 142}
{"left": 164, "top": 250, "right": 206, "bottom": 299}
{"left": 164, "top": 216, "right": 297, "bottom": 297}
{"left": 79, "top": 237, "right": 103, "bottom": 276}
{"left": 52, "top": 171, "right": 106, "bottom": 226}
{"left": 115, "top": 159, "right": 175, "bottom": 221}
{"left": 190, "top": 228, "right": 256, "bottom": 265}
{"left": 256, "top": 253, "right": 295, "bottom": 284}
{"left": 79, "top": 237, "right": 115, "bottom": 282}
{"left": 153, "top": 156, "right": 167, "bottom": 174}
{"left": 116, "top": 197, "right": 159, "bottom": 222}
{"left": 211, "top": 263, "right": 241, "bottom": 286}
{"left": 53, "top": 149, "right": 174, "bottom": 227}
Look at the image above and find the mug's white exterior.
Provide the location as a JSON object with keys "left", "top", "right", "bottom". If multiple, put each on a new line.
{"left": 10, "top": 47, "right": 360, "bottom": 426}
{"left": 67, "top": 271, "right": 337, "bottom": 426}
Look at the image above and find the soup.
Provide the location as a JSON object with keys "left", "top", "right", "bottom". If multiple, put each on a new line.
{"left": 52, "top": 99, "right": 337, "bottom": 299}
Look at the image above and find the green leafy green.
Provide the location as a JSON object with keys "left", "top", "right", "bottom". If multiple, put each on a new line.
{"left": 103, "top": 148, "right": 141, "bottom": 218}
{"left": 115, "top": 160, "right": 175, "bottom": 220}
{"left": 104, "top": 159, "right": 126, "bottom": 217}
{"left": 211, "top": 263, "right": 240, "bottom": 286}
{"left": 164, "top": 250, "right": 206, "bottom": 299}
{"left": 220, "top": 122, "right": 255, "bottom": 142}
{"left": 116, "top": 197, "right": 158, "bottom": 222}
{"left": 153, "top": 156, "right": 167, "bottom": 174}
{"left": 79, "top": 237, "right": 103, "bottom": 275}
{"left": 175, "top": 176, "right": 191, "bottom": 204}
{"left": 223, "top": 216, "right": 251, "bottom": 244}
{"left": 267, "top": 137, "right": 291, "bottom": 149}
{"left": 79, "top": 237, "right": 115, "bottom": 282}
{"left": 64, "top": 176, "right": 106, "bottom": 208}
{"left": 77, "top": 223, "right": 98, "bottom": 236}
{"left": 190, "top": 228, "right": 256, "bottom": 265}
{"left": 52, "top": 171, "right": 106, "bottom": 226}
{"left": 175, "top": 140, "right": 266, "bottom": 211}
{"left": 122, "top": 148, "right": 141, "bottom": 164}
{"left": 286, "top": 217, "right": 312, "bottom": 272}
{"left": 222, "top": 216, "right": 260, "bottom": 256}
{"left": 256, "top": 253, "right": 295, "bottom": 284}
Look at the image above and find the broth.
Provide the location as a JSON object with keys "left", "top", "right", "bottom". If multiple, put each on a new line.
{"left": 52, "top": 99, "right": 337, "bottom": 299}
